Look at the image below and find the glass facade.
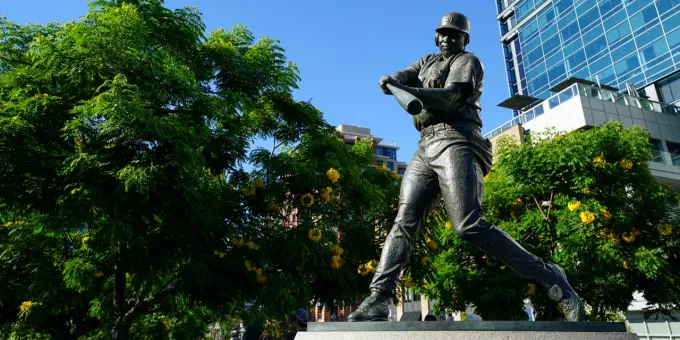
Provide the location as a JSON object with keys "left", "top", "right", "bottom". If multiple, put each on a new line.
{"left": 499, "top": 0, "right": 680, "bottom": 101}
{"left": 376, "top": 146, "right": 397, "bottom": 160}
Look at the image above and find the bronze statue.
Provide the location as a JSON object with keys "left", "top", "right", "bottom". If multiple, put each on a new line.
{"left": 348, "top": 12, "right": 584, "bottom": 322}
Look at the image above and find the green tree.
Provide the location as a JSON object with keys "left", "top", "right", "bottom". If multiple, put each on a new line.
{"left": 0, "top": 1, "right": 399, "bottom": 338}
{"left": 404, "top": 122, "right": 680, "bottom": 321}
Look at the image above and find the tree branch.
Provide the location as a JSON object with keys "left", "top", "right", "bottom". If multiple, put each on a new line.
{"left": 546, "top": 191, "right": 554, "bottom": 221}
{"left": 532, "top": 195, "right": 547, "bottom": 220}
{"left": 114, "top": 242, "right": 126, "bottom": 318}
{"left": 0, "top": 55, "right": 34, "bottom": 67}
{"left": 123, "top": 277, "right": 181, "bottom": 325}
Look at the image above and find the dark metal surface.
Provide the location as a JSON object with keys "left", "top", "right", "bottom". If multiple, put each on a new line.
{"left": 350, "top": 12, "right": 583, "bottom": 324}
{"left": 497, "top": 94, "right": 541, "bottom": 110}
{"left": 399, "top": 311, "right": 422, "bottom": 322}
{"left": 308, "top": 321, "right": 627, "bottom": 333}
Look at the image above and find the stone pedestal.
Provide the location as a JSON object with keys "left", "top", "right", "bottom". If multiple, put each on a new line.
{"left": 295, "top": 321, "right": 637, "bottom": 340}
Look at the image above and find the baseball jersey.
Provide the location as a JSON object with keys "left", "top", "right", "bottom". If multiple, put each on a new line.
{"left": 400, "top": 52, "right": 485, "bottom": 131}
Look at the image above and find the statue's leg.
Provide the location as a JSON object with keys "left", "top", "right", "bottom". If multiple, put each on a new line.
{"left": 349, "top": 150, "right": 439, "bottom": 322}
{"left": 430, "top": 139, "right": 584, "bottom": 322}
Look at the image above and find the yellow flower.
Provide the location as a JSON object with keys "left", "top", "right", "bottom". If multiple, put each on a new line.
{"left": 527, "top": 283, "right": 536, "bottom": 296}
{"left": 358, "top": 264, "right": 367, "bottom": 276}
{"left": 404, "top": 277, "right": 413, "bottom": 289}
{"left": 426, "top": 238, "right": 439, "bottom": 250}
{"left": 213, "top": 250, "right": 225, "bottom": 258}
{"left": 483, "top": 173, "right": 491, "bottom": 182}
{"left": 320, "top": 187, "right": 333, "bottom": 202}
{"left": 658, "top": 224, "right": 673, "bottom": 236}
{"left": 593, "top": 156, "right": 607, "bottom": 168}
{"left": 622, "top": 231, "right": 635, "bottom": 243}
{"left": 241, "top": 186, "right": 256, "bottom": 196}
{"left": 581, "top": 187, "right": 591, "bottom": 195}
{"left": 231, "top": 238, "right": 244, "bottom": 247}
{"left": 301, "top": 193, "right": 314, "bottom": 207}
{"left": 246, "top": 241, "right": 259, "bottom": 250}
{"left": 392, "top": 171, "right": 400, "bottom": 180}
{"left": 326, "top": 168, "right": 340, "bottom": 183}
{"left": 601, "top": 209, "right": 612, "bottom": 220}
{"left": 81, "top": 236, "right": 90, "bottom": 244}
{"left": 42, "top": 93, "right": 48, "bottom": 98}
{"left": 244, "top": 261, "right": 253, "bottom": 272}
{"left": 253, "top": 178, "right": 265, "bottom": 189}
{"left": 95, "top": 272, "right": 105, "bottom": 278}
{"left": 255, "top": 268, "right": 266, "bottom": 284}
{"left": 580, "top": 211, "right": 595, "bottom": 224}
{"left": 161, "top": 320, "right": 171, "bottom": 330}
{"left": 568, "top": 201, "right": 582, "bottom": 212}
{"left": 331, "top": 244, "right": 344, "bottom": 256}
{"left": 421, "top": 257, "right": 431, "bottom": 266}
{"left": 619, "top": 158, "right": 633, "bottom": 170}
{"left": 330, "top": 255, "right": 342, "bottom": 269}
{"left": 623, "top": 260, "right": 630, "bottom": 269}
{"left": 513, "top": 198, "right": 523, "bottom": 207}
{"left": 308, "top": 228, "right": 322, "bottom": 242}
{"left": 608, "top": 233, "right": 620, "bottom": 243}
{"left": 19, "top": 301, "right": 33, "bottom": 312}
{"left": 379, "top": 163, "right": 387, "bottom": 171}
{"left": 445, "top": 221, "right": 452, "bottom": 229}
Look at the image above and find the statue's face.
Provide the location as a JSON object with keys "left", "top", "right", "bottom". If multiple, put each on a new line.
{"left": 437, "top": 28, "right": 466, "bottom": 57}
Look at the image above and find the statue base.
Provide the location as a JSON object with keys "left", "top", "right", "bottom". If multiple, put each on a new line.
{"left": 295, "top": 321, "right": 636, "bottom": 340}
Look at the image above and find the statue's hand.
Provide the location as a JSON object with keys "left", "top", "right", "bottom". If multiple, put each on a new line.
{"left": 379, "top": 75, "right": 399, "bottom": 94}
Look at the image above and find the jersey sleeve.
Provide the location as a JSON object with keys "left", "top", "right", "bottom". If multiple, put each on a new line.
{"left": 445, "top": 53, "right": 484, "bottom": 90}
{"left": 394, "top": 54, "right": 434, "bottom": 85}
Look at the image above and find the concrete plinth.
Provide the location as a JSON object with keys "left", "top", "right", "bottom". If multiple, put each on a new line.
{"left": 295, "top": 321, "right": 637, "bottom": 340}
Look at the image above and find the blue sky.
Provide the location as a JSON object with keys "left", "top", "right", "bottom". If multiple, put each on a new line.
{"left": 2, "top": 0, "right": 514, "bottom": 161}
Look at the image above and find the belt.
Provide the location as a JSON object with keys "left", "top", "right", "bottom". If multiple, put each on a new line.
{"left": 420, "top": 122, "right": 481, "bottom": 138}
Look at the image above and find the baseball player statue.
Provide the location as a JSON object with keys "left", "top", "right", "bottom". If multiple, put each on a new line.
{"left": 348, "top": 12, "right": 584, "bottom": 322}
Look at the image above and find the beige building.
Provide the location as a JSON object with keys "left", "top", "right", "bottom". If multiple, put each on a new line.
{"left": 335, "top": 124, "right": 408, "bottom": 176}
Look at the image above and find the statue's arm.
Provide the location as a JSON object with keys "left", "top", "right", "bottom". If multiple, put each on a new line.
{"left": 392, "top": 67, "right": 419, "bottom": 86}
{"left": 392, "top": 55, "right": 431, "bottom": 86}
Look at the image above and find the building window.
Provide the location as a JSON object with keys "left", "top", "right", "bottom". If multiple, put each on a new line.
{"left": 387, "top": 162, "right": 395, "bottom": 171}
{"left": 666, "top": 141, "right": 680, "bottom": 166}
{"left": 376, "top": 146, "right": 397, "bottom": 160}
{"left": 403, "top": 288, "right": 421, "bottom": 302}
{"left": 398, "top": 167, "right": 406, "bottom": 176}
{"left": 651, "top": 138, "right": 664, "bottom": 163}
{"left": 658, "top": 71, "right": 680, "bottom": 104}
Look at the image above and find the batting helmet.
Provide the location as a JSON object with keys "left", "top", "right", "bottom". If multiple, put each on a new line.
{"left": 435, "top": 12, "right": 471, "bottom": 46}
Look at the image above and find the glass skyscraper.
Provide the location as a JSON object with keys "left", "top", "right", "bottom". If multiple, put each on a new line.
{"left": 497, "top": 0, "right": 680, "bottom": 111}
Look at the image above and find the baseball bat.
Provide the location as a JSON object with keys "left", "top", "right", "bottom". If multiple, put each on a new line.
{"left": 386, "top": 83, "right": 423, "bottom": 115}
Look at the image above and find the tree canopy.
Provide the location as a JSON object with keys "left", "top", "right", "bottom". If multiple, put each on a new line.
{"left": 404, "top": 122, "right": 680, "bottom": 321}
{"left": 0, "top": 1, "right": 399, "bottom": 338}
